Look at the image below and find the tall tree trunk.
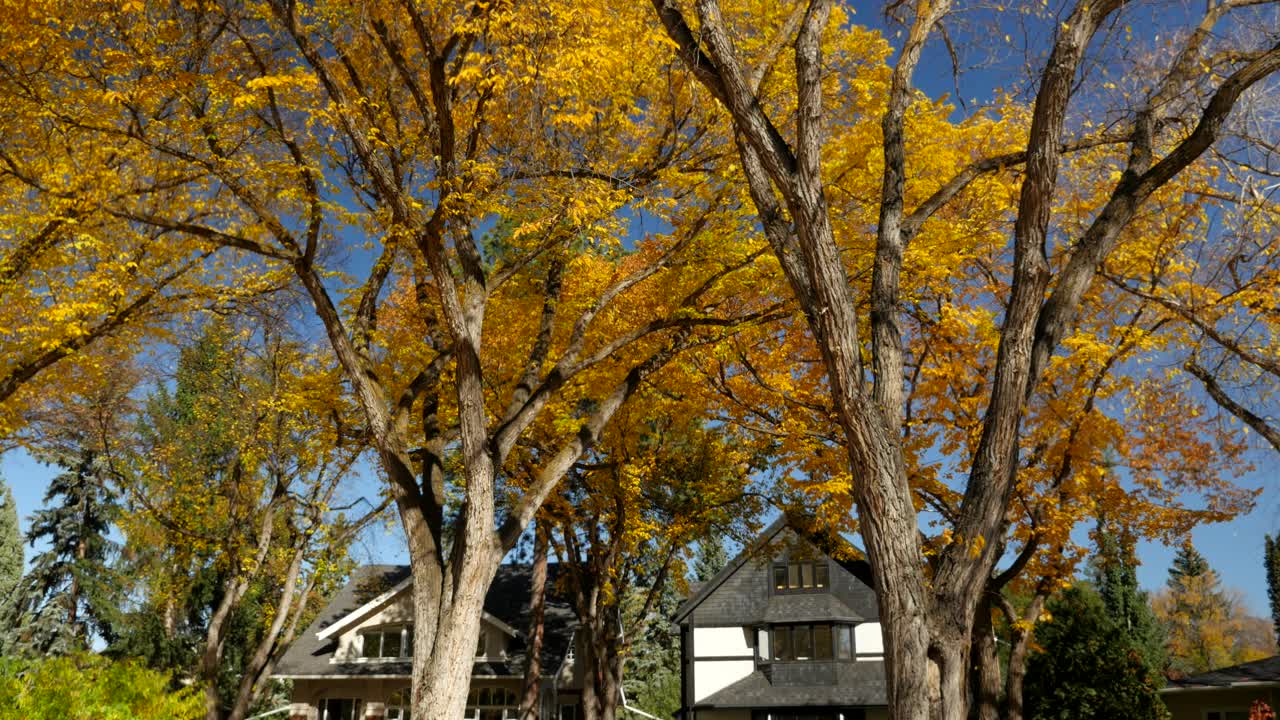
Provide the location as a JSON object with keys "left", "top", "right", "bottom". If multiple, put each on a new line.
{"left": 226, "top": 544, "right": 309, "bottom": 720}
{"left": 521, "top": 523, "right": 548, "bottom": 720}
{"left": 970, "top": 597, "right": 1001, "bottom": 720}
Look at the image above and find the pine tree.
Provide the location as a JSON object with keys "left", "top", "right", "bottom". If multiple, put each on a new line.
{"left": 1151, "top": 541, "right": 1270, "bottom": 674}
{"left": 1024, "top": 584, "right": 1170, "bottom": 720}
{"left": 10, "top": 449, "right": 120, "bottom": 656}
{"left": 1168, "top": 543, "right": 1213, "bottom": 593}
{"left": 693, "top": 536, "right": 729, "bottom": 582}
{"left": 622, "top": 569, "right": 683, "bottom": 720}
{"left": 0, "top": 479, "right": 22, "bottom": 605}
{"left": 1091, "top": 521, "right": 1167, "bottom": 674}
{"left": 1264, "top": 534, "right": 1280, "bottom": 649}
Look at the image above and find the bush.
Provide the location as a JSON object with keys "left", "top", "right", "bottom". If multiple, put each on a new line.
{"left": 0, "top": 653, "right": 204, "bottom": 720}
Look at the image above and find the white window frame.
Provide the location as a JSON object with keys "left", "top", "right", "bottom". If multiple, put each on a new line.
{"left": 464, "top": 686, "right": 519, "bottom": 720}
{"left": 385, "top": 689, "right": 410, "bottom": 720}
{"left": 359, "top": 624, "right": 413, "bottom": 660}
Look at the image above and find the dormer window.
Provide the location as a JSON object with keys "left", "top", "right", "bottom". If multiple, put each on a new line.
{"left": 772, "top": 560, "right": 829, "bottom": 593}
{"left": 360, "top": 625, "right": 412, "bottom": 659}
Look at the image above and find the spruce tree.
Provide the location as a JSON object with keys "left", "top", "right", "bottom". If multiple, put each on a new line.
{"left": 1264, "top": 534, "right": 1280, "bottom": 648}
{"left": 11, "top": 449, "right": 120, "bottom": 655}
{"left": 1168, "top": 543, "right": 1213, "bottom": 593}
{"left": 693, "top": 536, "right": 729, "bottom": 582}
{"left": 0, "top": 479, "right": 22, "bottom": 605}
{"left": 1024, "top": 584, "right": 1169, "bottom": 720}
{"left": 1091, "top": 521, "right": 1167, "bottom": 673}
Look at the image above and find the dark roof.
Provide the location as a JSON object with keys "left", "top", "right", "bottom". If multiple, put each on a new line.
{"left": 1165, "top": 655, "right": 1280, "bottom": 689}
{"left": 675, "top": 518, "right": 878, "bottom": 625}
{"left": 675, "top": 518, "right": 788, "bottom": 622}
{"left": 695, "top": 662, "right": 888, "bottom": 708}
{"left": 763, "top": 593, "right": 864, "bottom": 624}
{"left": 274, "top": 563, "right": 577, "bottom": 679}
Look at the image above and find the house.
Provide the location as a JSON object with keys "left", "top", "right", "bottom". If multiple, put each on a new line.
{"left": 272, "top": 564, "right": 583, "bottom": 720}
{"left": 1160, "top": 655, "right": 1280, "bottom": 720}
{"left": 675, "top": 519, "right": 888, "bottom": 720}
{"left": 274, "top": 518, "right": 888, "bottom": 720}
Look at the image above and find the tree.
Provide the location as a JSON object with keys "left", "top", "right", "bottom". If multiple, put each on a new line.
{"left": 113, "top": 318, "right": 373, "bottom": 720}
{"left": 648, "top": 1, "right": 1280, "bottom": 718}
{"left": 0, "top": 479, "right": 21, "bottom": 607}
{"left": 545, "top": 416, "right": 760, "bottom": 720}
{"left": 7, "top": 448, "right": 120, "bottom": 656}
{"left": 0, "top": 3, "right": 784, "bottom": 716}
{"left": 1092, "top": 521, "right": 1166, "bottom": 674}
{"left": 693, "top": 536, "right": 729, "bottom": 583}
{"left": 1153, "top": 542, "right": 1273, "bottom": 675}
{"left": 1023, "top": 584, "right": 1169, "bottom": 720}
{"left": 1265, "top": 534, "right": 1280, "bottom": 648}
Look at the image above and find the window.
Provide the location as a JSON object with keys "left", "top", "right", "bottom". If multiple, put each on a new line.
{"left": 559, "top": 704, "right": 580, "bottom": 720}
{"left": 813, "top": 624, "right": 832, "bottom": 659}
{"left": 464, "top": 686, "right": 519, "bottom": 720}
{"left": 771, "top": 625, "right": 844, "bottom": 662}
{"left": 320, "top": 698, "right": 361, "bottom": 720}
{"left": 794, "top": 625, "right": 812, "bottom": 659}
{"left": 386, "top": 690, "right": 411, "bottom": 720}
{"left": 834, "top": 625, "right": 853, "bottom": 660}
{"left": 1205, "top": 712, "right": 1249, "bottom": 720}
{"left": 361, "top": 625, "right": 412, "bottom": 659}
{"left": 773, "top": 626, "right": 792, "bottom": 661}
{"left": 772, "top": 560, "right": 829, "bottom": 592}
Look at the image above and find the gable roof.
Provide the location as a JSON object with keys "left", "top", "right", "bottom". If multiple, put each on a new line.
{"left": 675, "top": 518, "right": 788, "bottom": 623}
{"left": 274, "top": 563, "right": 577, "bottom": 680}
{"left": 1162, "top": 655, "right": 1280, "bottom": 691}
{"left": 674, "top": 517, "right": 876, "bottom": 624}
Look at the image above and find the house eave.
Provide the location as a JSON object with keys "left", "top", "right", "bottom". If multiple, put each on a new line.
{"left": 1159, "top": 681, "right": 1280, "bottom": 693}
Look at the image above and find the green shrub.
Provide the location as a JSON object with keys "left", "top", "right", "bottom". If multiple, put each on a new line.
{"left": 0, "top": 653, "right": 203, "bottom": 720}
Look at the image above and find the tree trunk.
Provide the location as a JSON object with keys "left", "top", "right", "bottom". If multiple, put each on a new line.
{"left": 1000, "top": 591, "right": 1046, "bottom": 720}
{"left": 521, "top": 524, "right": 548, "bottom": 720}
{"left": 970, "top": 598, "right": 1002, "bottom": 720}
{"left": 226, "top": 545, "right": 309, "bottom": 720}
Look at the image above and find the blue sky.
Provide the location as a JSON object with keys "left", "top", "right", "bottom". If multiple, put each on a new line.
{"left": 4, "top": 0, "right": 1275, "bottom": 618}
{"left": 6, "top": 445, "right": 1278, "bottom": 614}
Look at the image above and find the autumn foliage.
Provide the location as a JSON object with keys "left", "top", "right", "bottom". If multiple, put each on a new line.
{"left": 0, "top": 0, "right": 1277, "bottom": 719}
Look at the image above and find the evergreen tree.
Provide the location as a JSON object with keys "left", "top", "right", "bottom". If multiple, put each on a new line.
{"left": 622, "top": 566, "right": 683, "bottom": 720}
{"left": 1153, "top": 541, "right": 1270, "bottom": 674}
{"left": 9, "top": 449, "right": 120, "bottom": 656}
{"left": 1091, "top": 521, "right": 1167, "bottom": 673}
{"left": 1168, "top": 543, "right": 1213, "bottom": 593}
{"left": 1024, "top": 584, "right": 1169, "bottom": 720}
{"left": 0, "top": 479, "right": 22, "bottom": 606}
{"left": 693, "top": 536, "right": 729, "bottom": 582}
{"left": 1264, "top": 534, "right": 1280, "bottom": 648}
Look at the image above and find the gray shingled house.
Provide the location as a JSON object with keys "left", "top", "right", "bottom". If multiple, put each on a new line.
{"left": 273, "top": 518, "right": 887, "bottom": 720}
{"left": 1160, "top": 655, "right": 1280, "bottom": 720}
{"left": 273, "top": 564, "right": 583, "bottom": 720}
{"left": 675, "top": 519, "right": 888, "bottom": 720}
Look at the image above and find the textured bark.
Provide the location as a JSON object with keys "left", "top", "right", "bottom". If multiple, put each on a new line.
{"left": 520, "top": 524, "right": 549, "bottom": 720}
{"left": 970, "top": 598, "right": 1001, "bottom": 720}
{"left": 644, "top": 2, "right": 1280, "bottom": 720}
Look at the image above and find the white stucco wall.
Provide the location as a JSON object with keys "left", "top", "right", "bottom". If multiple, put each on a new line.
{"left": 854, "top": 622, "right": 883, "bottom": 657}
{"left": 693, "top": 659, "right": 756, "bottom": 702}
{"left": 693, "top": 626, "right": 754, "bottom": 657}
